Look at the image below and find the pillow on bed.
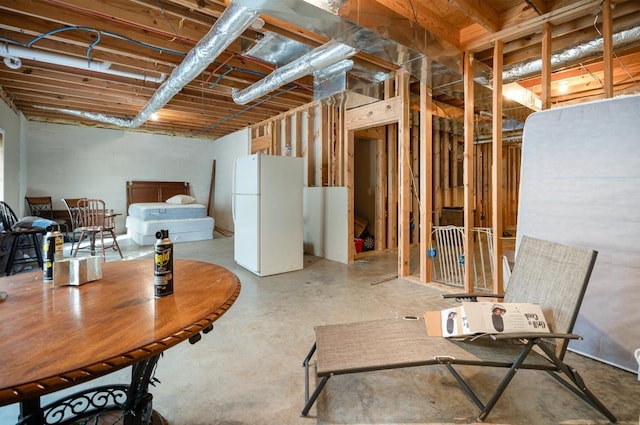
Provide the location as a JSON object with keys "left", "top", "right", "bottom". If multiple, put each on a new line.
{"left": 165, "top": 194, "right": 196, "bottom": 205}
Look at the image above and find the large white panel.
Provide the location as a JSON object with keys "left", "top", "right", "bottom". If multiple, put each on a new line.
{"left": 303, "top": 187, "right": 348, "bottom": 264}
{"left": 517, "top": 94, "right": 640, "bottom": 372}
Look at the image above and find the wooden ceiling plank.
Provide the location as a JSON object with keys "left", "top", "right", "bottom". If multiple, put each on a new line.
{"left": 525, "top": 0, "right": 547, "bottom": 15}
{"left": 541, "top": 22, "right": 552, "bottom": 109}
{"left": 348, "top": 0, "right": 460, "bottom": 49}
{"left": 447, "top": 0, "right": 499, "bottom": 33}
{"left": 463, "top": 0, "right": 602, "bottom": 52}
{"left": 475, "top": 3, "right": 640, "bottom": 64}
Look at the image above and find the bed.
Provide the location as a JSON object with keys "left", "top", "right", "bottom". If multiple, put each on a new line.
{"left": 125, "top": 180, "right": 214, "bottom": 246}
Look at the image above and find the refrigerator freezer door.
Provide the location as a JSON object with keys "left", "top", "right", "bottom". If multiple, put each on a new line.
{"left": 234, "top": 153, "right": 260, "bottom": 195}
{"left": 233, "top": 194, "right": 260, "bottom": 274}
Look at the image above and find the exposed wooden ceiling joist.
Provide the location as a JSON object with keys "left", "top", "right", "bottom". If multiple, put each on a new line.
{"left": 0, "top": 0, "right": 637, "bottom": 139}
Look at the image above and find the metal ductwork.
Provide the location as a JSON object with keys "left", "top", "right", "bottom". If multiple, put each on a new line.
{"left": 38, "top": 1, "right": 260, "bottom": 128}
{"left": 500, "top": 25, "right": 640, "bottom": 84}
{"left": 0, "top": 44, "right": 167, "bottom": 83}
{"left": 231, "top": 40, "right": 357, "bottom": 105}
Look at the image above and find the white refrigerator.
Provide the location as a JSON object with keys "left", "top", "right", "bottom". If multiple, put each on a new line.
{"left": 233, "top": 153, "right": 303, "bottom": 276}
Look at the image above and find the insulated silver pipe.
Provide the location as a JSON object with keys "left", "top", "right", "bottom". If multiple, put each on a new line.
{"left": 231, "top": 40, "right": 357, "bottom": 105}
{"left": 39, "top": 1, "right": 261, "bottom": 128}
{"left": 502, "top": 25, "right": 640, "bottom": 84}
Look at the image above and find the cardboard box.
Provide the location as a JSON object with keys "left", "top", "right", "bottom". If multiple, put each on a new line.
{"left": 424, "top": 302, "right": 550, "bottom": 337}
{"left": 52, "top": 256, "right": 102, "bottom": 287}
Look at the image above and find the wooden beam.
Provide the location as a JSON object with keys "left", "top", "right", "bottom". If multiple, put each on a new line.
{"left": 306, "top": 107, "right": 316, "bottom": 186}
{"left": 463, "top": 0, "right": 601, "bottom": 52}
{"left": 448, "top": 0, "right": 499, "bottom": 33}
{"left": 346, "top": 125, "right": 355, "bottom": 264}
{"left": 345, "top": 97, "right": 403, "bottom": 130}
{"left": 387, "top": 125, "right": 398, "bottom": 249}
{"left": 398, "top": 70, "right": 411, "bottom": 277}
{"left": 359, "top": 0, "right": 460, "bottom": 51}
{"left": 463, "top": 51, "right": 475, "bottom": 293}
{"left": 541, "top": 22, "right": 553, "bottom": 110}
{"left": 420, "top": 79, "right": 433, "bottom": 283}
{"left": 375, "top": 137, "right": 387, "bottom": 251}
{"left": 492, "top": 40, "right": 504, "bottom": 294}
{"left": 603, "top": 0, "right": 614, "bottom": 98}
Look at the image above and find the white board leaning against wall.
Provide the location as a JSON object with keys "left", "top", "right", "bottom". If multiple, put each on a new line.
{"left": 517, "top": 94, "right": 640, "bottom": 373}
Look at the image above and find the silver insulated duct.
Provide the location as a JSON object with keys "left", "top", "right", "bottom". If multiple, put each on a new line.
{"left": 231, "top": 40, "right": 357, "bottom": 105}
{"left": 502, "top": 25, "right": 640, "bottom": 84}
{"left": 43, "top": 1, "right": 260, "bottom": 128}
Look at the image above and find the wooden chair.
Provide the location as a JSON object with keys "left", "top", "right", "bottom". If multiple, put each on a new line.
{"left": 62, "top": 198, "right": 86, "bottom": 253}
{"left": 0, "top": 201, "right": 45, "bottom": 276}
{"left": 25, "top": 196, "right": 68, "bottom": 237}
{"left": 73, "top": 199, "right": 123, "bottom": 261}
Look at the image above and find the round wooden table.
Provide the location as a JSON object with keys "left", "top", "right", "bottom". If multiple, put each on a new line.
{"left": 0, "top": 259, "right": 241, "bottom": 424}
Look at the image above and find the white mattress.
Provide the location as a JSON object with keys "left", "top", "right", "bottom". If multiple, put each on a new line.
{"left": 517, "top": 94, "right": 640, "bottom": 373}
{"left": 126, "top": 215, "right": 214, "bottom": 246}
{"left": 128, "top": 202, "right": 207, "bottom": 221}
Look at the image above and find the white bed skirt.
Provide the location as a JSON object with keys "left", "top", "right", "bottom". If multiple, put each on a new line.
{"left": 126, "top": 215, "right": 214, "bottom": 246}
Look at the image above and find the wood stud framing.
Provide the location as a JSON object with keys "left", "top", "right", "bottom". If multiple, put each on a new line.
{"left": 244, "top": 0, "right": 610, "bottom": 290}
{"left": 492, "top": 40, "right": 505, "bottom": 294}
{"left": 463, "top": 52, "right": 475, "bottom": 293}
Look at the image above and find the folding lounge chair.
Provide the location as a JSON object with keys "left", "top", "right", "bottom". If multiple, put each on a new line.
{"left": 301, "top": 236, "right": 617, "bottom": 422}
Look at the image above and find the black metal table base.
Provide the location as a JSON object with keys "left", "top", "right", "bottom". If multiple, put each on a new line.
{"left": 17, "top": 354, "right": 162, "bottom": 425}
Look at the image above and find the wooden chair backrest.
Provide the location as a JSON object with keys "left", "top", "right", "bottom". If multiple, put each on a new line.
{"left": 25, "top": 197, "right": 54, "bottom": 219}
{"left": 77, "top": 199, "right": 107, "bottom": 229}
{"left": 62, "top": 198, "right": 87, "bottom": 231}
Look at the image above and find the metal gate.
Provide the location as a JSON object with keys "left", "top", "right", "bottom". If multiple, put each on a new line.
{"left": 430, "top": 226, "right": 495, "bottom": 289}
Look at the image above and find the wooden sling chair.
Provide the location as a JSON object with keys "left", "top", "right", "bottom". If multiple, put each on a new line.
{"left": 301, "top": 236, "right": 617, "bottom": 423}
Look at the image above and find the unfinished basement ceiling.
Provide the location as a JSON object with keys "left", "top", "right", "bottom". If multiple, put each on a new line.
{"left": 0, "top": 0, "right": 639, "bottom": 139}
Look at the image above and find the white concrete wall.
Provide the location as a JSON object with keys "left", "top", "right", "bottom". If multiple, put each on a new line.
{"left": 24, "top": 122, "right": 249, "bottom": 234}
{"left": 0, "top": 100, "right": 26, "bottom": 212}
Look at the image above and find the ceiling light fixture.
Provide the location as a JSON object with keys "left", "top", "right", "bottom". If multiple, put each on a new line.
{"left": 558, "top": 81, "right": 569, "bottom": 93}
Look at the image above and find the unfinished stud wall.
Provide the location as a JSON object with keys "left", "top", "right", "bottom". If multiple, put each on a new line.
{"left": 250, "top": 91, "right": 522, "bottom": 265}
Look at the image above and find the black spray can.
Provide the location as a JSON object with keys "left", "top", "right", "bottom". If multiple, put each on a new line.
{"left": 43, "top": 225, "right": 64, "bottom": 282}
{"left": 154, "top": 229, "right": 173, "bottom": 297}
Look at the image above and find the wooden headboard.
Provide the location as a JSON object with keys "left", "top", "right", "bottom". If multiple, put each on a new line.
{"left": 126, "top": 181, "right": 190, "bottom": 210}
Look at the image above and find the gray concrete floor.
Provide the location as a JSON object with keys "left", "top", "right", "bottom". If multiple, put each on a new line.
{"left": 1, "top": 234, "right": 638, "bottom": 424}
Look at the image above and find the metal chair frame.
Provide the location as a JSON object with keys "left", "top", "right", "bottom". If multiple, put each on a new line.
{"left": 301, "top": 236, "right": 617, "bottom": 423}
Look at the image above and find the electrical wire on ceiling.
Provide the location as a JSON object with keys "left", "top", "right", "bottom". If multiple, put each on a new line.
{"left": 0, "top": 22, "right": 316, "bottom": 92}
{"left": 154, "top": 0, "right": 191, "bottom": 52}
{"left": 0, "top": 23, "right": 311, "bottom": 107}
{"left": 197, "top": 85, "right": 297, "bottom": 134}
